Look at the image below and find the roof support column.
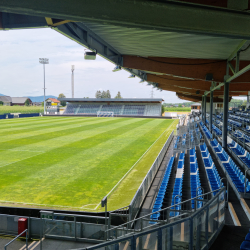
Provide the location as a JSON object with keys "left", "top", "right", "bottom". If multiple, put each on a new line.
{"left": 201, "top": 96, "right": 204, "bottom": 121}
{"left": 204, "top": 95, "right": 207, "bottom": 124}
{"left": 209, "top": 90, "right": 213, "bottom": 132}
{"left": 222, "top": 81, "right": 229, "bottom": 148}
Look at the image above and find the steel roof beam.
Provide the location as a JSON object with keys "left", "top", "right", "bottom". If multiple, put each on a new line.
{"left": 55, "top": 23, "right": 148, "bottom": 82}
{"left": 3, "top": 0, "right": 250, "bottom": 39}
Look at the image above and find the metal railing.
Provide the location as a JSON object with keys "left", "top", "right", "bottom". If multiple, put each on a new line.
{"left": 106, "top": 187, "right": 225, "bottom": 240}
{"left": 129, "top": 131, "right": 174, "bottom": 222}
{"left": 72, "top": 187, "right": 226, "bottom": 250}
{"left": 4, "top": 229, "right": 28, "bottom": 250}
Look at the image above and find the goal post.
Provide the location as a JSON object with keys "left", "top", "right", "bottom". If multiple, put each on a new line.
{"left": 97, "top": 111, "right": 114, "bottom": 117}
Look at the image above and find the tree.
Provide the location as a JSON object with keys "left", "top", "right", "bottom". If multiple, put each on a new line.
{"left": 178, "top": 104, "right": 182, "bottom": 107}
{"left": 115, "top": 91, "right": 122, "bottom": 99}
{"left": 95, "top": 90, "right": 102, "bottom": 98}
{"left": 161, "top": 105, "right": 165, "bottom": 115}
{"left": 58, "top": 93, "right": 66, "bottom": 106}
{"left": 0, "top": 101, "right": 3, "bottom": 105}
{"left": 101, "top": 91, "right": 107, "bottom": 98}
{"left": 25, "top": 99, "right": 30, "bottom": 106}
{"left": 106, "top": 90, "right": 111, "bottom": 98}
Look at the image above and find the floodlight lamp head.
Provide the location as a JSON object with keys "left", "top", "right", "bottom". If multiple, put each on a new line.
{"left": 71, "top": 65, "right": 75, "bottom": 71}
{"left": 128, "top": 74, "right": 135, "bottom": 78}
{"left": 112, "top": 65, "right": 121, "bottom": 72}
{"left": 39, "top": 58, "right": 49, "bottom": 64}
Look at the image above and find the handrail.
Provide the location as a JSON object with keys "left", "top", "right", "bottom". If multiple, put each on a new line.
{"left": 105, "top": 187, "right": 224, "bottom": 235}
{"left": 4, "top": 229, "right": 28, "bottom": 250}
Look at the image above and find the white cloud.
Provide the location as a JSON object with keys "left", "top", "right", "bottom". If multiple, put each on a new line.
{"left": 0, "top": 28, "right": 184, "bottom": 103}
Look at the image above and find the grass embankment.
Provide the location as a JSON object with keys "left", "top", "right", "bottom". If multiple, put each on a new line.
{"left": 0, "top": 116, "right": 176, "bottom": 211}
{"left": 0, "top": 106, "right": 43, "bottom": 114}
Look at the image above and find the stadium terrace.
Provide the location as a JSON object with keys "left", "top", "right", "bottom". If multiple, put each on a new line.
{"left": 58, "top": 98, "right": 163, "bottom": 117}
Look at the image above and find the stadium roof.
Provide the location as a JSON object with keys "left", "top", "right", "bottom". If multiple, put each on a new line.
{"left": 58, "top": 98, "right": 163, "bottom": 103}
{"left": 2, "top": 1, "right": 250, "bottom": 101}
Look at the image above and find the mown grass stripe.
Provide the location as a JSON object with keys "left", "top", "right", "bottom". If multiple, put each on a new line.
{"left": 0, "top": 117, "right": 128, "bottom": 143}
{"left": 0, "top": 117, "right": 99, "bottom": 136}
{"left": 0, "top": 116, "right": 91, "bottom": 129}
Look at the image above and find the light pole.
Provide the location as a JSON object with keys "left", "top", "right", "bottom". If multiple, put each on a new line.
{"left": 39, "top": 58, "right": 49, "bottom": 114}
{"left": 71, "top": 65, "right": 75, "bottom": 98}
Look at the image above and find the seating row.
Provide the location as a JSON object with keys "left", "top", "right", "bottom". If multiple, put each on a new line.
{"left": 174, "top": 136, "right": 180, "bottom": 150}
{"left": 200, "top": 142, "right": 223, "bottom": 195}
{"left": 228, "top": 139, "right": 250, "bottom": 168}
{"left": 190, "top": 148, "right": 203, "bottom": 209}
{"left": 150, "top": 157, "right": 175, "bottom": 222}
{"left": 211, "top": 139, "right": 250, "bottom": 193}
{"left": 234, "top": 130, "right": 250, "bottom": 144}
{"left": 199, "top": 122, "right": 212, "bottom": 139}
{"left": 228, "top": 119, "right": 242, "bottom": 127}
{"left": 236, "top": 111, "right": 250, "bottom": 118}
{"left": 229, "top": 114, "right": 250, "bottom": 124}
{"left": 182, "top": 134, "right": 187, "bottom": 146}
{"left": 212, "top": 124, "right": 222, "bottom": 136}
{"left": 170, "top": 153, "right": 185, "bottom": 216}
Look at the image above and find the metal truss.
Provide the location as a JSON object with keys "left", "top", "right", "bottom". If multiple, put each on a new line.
{"left": 54, "top": 22, "right": 152, "bottom": 84}
{"left": 204, "top": 41, "right": 250, "bottom": 97}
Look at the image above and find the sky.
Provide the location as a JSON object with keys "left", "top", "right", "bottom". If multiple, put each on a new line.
{"left": 0, "top": 28, "right": 246, "bottom": 103}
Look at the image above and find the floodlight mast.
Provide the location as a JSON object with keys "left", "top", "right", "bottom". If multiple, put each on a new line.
{"left": 39, "top": 58, "right": 49, "bottom": 115}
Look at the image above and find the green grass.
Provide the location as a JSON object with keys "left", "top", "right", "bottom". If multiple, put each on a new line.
{"left": 0, "top": 116, "right": 177, "bottom": 211}
{"left": 0, "top": 105, "right": 43, "bottom": 114}
{"left": 164, "top": 107, "right": 191, "bottom": 112}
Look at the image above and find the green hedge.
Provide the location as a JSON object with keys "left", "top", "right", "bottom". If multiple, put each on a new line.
{"left": 164, "top": 107, "right": 191, "bottom": 112}
{"left": 0, "top": 105, "right": 43, "bottom": 115}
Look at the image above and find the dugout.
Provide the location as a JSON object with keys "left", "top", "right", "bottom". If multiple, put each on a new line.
{"left": 58, "top": 98, "right": 163, "bottom": 117}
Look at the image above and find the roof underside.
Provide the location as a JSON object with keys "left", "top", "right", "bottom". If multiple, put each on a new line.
{"left": 2, "top": 0, "right": 250, "bottom": 102}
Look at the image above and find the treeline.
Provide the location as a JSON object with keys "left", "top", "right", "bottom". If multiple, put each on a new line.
{"left": 95, "top": 90, "right": 122, "bottom": 99}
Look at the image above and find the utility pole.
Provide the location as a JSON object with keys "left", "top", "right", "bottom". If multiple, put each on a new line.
{"left": 151, "top": 87, "right": 154, "bottom": 98}
{"left": 71, "top": 65, "right": 75, "bottom": 98}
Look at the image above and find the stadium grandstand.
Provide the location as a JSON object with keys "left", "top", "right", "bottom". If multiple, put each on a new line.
{"left": 3, "top": 1, "right": 250, "bottom": 250}
{"left": 59, "top": 98, "right": 163, "bottom": 117}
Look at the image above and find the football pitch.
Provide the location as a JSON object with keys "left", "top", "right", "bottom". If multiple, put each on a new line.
{"left": 0, "top": 116, "right": 178, "bottom": 211}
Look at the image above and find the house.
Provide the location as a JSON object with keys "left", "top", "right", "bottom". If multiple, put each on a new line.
{"left": 0, "top": 96, "right": 12, "bottom": 106}
{"left": 32, "top": 102, "right": 42, "bottom": 106}
{"left": 11, "top": 97, "right": 32, "bottom": 106}
{"left": 46, "top": 98, "right": 60, "bottom": 106}
{"left": 0, "top": 96, "right": 32, "bottom": 106}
